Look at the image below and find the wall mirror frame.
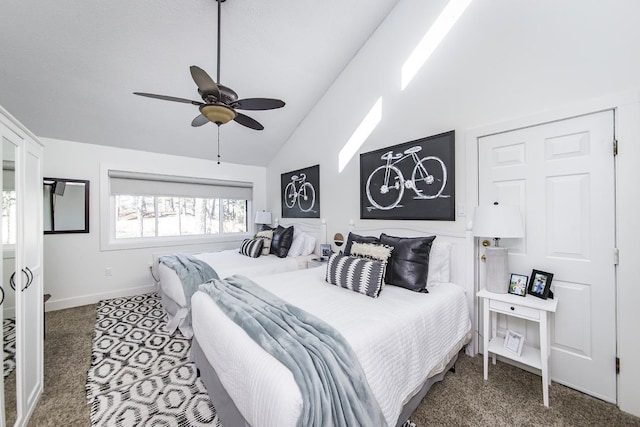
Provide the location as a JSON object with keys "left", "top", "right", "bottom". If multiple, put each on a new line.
{"left": 43, "top": 178, "right": 90, "bottom": 234}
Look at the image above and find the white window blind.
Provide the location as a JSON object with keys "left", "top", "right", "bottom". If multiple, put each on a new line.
{"left": 108, "top": 170, "right": 252, "bottom": 200}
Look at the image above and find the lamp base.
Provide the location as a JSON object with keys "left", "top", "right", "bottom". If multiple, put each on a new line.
{"left": 485, "top": 247, "right": 509, "bottom": 293}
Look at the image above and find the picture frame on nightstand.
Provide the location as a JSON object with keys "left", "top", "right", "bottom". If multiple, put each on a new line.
{"left": 320, "top": 244, "right": 332, "bottom": 261}
{"left": 504, "top": 329, "right": 525, "bottom": 356}
{"left": 528, "top": 269, "right": 554, "bottom": 299}
{"left": 508, "top": 273, "right": 528, "bottom": 297}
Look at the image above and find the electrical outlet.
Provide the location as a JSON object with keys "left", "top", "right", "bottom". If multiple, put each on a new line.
{"left": 105, "top": 267, "right": 112, "bottom": 277}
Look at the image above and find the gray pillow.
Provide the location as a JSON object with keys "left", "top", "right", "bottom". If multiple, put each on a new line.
{"left": 325, "top": 253, "right": 385, "bottom": 298}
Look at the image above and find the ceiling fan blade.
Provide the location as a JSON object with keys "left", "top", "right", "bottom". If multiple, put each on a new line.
{"left": 190, "top": 66, "right": 220, "bottom": 99}
{"left": 191, "top": 114, "right": 210, "bottom": 127}
{"left": 133, "top": 92, "right": 203, "bottom": 105}
{"left": 232, "top": 98, "right": 285, "bottom": 111}
{"left": 234, "top": 112, "right": 264, "bottom": 131}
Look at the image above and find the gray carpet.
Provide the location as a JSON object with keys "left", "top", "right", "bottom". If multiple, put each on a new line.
{"left": 17, "top": 303, "right": 640, "bottom": 426}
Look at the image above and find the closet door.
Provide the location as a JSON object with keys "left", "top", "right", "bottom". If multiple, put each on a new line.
{"left": 14, "top": 137, "right": 43, "bottom": 425}
{"left": 0, "top": 117, "right": 21, "bottom": 427}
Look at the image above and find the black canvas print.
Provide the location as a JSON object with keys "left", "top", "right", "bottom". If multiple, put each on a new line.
{"left": 360, "top": 131, "right": 455, "bottom": 220}
{"left": 281, "top": 164, "right": 320, "bottom": 218}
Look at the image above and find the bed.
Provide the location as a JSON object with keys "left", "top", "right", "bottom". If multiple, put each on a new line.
{"left": 154, "top": 221, "right": 322, "bottom": 338}
{"left": 190, "top": 227, "right": 473, "bottom": 427}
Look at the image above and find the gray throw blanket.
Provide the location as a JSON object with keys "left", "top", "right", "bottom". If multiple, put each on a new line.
{"left": 158, "top": 254, "right": 219, "bottom": 322}
{"left": 199, "top": 275, "right": 387, "bottom": 427}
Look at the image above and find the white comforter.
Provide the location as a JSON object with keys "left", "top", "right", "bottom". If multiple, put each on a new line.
{"left": 191, "top": 266, "right": 471, "bottom": 427}
{"left": 158, "top": 249, "right": 312, "bottom": 307}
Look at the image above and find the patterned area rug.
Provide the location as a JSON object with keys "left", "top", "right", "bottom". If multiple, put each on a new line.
{"left": 3, "top": 317, "right": 16, "bottom": 378}
{"left": 86, "top": 293, "right": 220, "bottom": 427}
{"left": 86, "top": 292, "right": 419, "bottom": 427}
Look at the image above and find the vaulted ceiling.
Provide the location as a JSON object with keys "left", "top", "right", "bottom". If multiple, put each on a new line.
{"left": 0, "top": 0, "right": 401, "bottom": 166}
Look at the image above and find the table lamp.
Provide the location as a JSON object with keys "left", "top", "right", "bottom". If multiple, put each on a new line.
{"left": 472, "top": 202, "right": 524, "bottom": 293}
{"left": 254, "top": 211, "right": 272, "bottom": 228}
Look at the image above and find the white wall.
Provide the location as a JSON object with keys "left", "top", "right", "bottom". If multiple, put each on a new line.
{"left": 38, "top": 137, "right": 267, "bottom": 311}
{"left": 265, "top": 0, "right": 640, "bottom": 417}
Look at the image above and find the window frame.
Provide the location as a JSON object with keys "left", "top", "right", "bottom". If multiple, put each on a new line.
{"left": 100, "top": 164, "right": 254, "bottom": 251}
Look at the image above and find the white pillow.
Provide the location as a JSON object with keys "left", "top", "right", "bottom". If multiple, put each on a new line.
{"left": 426, "top": 241, "right": 451, "bottom": 286}
{"left": 349, "top": 241, "right": 393, "bottom": 262}
{"left": 301, "top": 233, "right": 317, "bottom": 256}
{"left": 287, "top": 232, "right": 306, "bottom": 257}
{"left": 255, "top": 229, "right": 273, "bottom": 256}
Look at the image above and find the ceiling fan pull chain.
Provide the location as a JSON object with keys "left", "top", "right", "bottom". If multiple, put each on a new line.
{"left": 217, "top": 125, "right": 221, "bottom": 165}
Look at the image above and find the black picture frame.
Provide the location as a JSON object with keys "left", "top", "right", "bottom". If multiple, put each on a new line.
{"left": 359, "top": 130, "right": 455, "bottom": 220}
{"left": 508, "top": 273, "right": 528, "bottom": 297}
{"left": 528, "top": 269, "right": 554, "bottom": 299}
{"left": 281, "top": 164, "right": 320, "bottom": 218}
{"left": 320, "top": 244, "right": 332, "bottom": 261}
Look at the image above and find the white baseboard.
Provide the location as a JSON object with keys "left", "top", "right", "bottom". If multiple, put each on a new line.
{"left": 44, "top": 284, "right": 157, "bottom": 312}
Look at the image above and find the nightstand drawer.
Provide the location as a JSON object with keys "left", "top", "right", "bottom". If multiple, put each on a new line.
{"left": 489, "top": 299, "right": 540, "bottom": 320}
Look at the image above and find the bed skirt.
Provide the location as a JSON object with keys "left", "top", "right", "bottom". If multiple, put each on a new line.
{"left": 190, "top": 336, "right": 465, "bottom": 427}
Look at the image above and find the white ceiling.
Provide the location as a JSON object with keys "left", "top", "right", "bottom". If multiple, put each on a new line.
{"left": 0, "top": 0, "right": 401, "bottom": 166}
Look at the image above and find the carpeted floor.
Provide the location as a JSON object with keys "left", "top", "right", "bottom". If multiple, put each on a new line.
{"left": 17, "top": 302, "right": 640, "bottom": 426}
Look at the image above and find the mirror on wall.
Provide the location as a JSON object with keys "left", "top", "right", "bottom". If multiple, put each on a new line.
{"left": 43, "top": 178, "right": 89, "bottom": 234}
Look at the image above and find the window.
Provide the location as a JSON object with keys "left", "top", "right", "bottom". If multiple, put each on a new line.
{"left": 109, "top": 170, "right": 251, "bottom": 242}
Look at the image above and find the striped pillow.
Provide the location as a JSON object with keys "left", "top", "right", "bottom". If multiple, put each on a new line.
{"left": 239, "top": 238, "right": 264, "bottom": 258}
{"left": 325, "top": 253, "right": 386, "bottom": 298}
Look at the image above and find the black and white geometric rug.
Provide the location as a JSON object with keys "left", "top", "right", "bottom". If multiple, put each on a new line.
{"left": 86, "top": 292, "right": 220, "bottom": 427}
{"left": 86, "top": 292, "right": 419, "bottom": 427}
{"left": 3, "top": 317, "right": 16, "bottom": 378}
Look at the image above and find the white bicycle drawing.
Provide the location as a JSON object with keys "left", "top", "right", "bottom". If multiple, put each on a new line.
{"left": 284, "top": 173, "right": 316, "bottom": 213}
{"left": 365, "top": 146, "right": 447, "bottom": 211}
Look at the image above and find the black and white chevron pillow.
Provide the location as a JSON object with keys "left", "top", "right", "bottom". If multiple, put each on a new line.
{"left": 325, "top": 253, "right": 386, "bottom": 298}
{"left": 239, "top": 238, "right": 264, "bottom": 258}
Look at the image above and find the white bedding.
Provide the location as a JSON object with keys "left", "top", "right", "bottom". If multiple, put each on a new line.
{"left": 191, "top": 266, "right": 471, "bottom": 427}
{"left": 158, "top": 249, "right": 314, "bottom": 337}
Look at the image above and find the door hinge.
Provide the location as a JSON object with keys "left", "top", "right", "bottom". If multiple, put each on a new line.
{"left": 613, "top": 139, "right": 618, "bottom": 156}
{"left": 614, "top": 248, "right": 620, "bottom": 265}
{"left": 616, "top": 357, "right": 620, "bottom": 374}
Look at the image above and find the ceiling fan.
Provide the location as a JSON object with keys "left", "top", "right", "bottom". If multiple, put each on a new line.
{"left": 133, "top": 0, "right": 285, "bottom": 131}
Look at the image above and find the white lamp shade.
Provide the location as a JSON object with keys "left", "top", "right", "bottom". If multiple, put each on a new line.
{"left": 254, "top": 211, "right": 272, "bottom": 225}
{"left": 472, "top": 204, "right": 524, "bottom": 238}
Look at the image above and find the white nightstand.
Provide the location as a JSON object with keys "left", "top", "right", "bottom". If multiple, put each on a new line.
{"left": 306, "top": 258, "right": 327, "bottom": 269}
{"left": 477, "top": 289, "right": 558, "bottom": 407}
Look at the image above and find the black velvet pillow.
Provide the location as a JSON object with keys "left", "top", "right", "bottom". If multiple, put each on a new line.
{"left": 343, "top": 232, "right": 380, "bottom": 256}
{"left": 260, "top": 224, "right": 274, "bottom": 231}
{"left": 379, "top": 233, "right": 436, "bottom": 293}
{"left": 270, "top": 225, "right": 294, "bottom": 258}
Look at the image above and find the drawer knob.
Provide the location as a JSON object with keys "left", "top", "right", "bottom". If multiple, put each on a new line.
{"left": 510, "top": 306, "right": 515, "bottom": 311}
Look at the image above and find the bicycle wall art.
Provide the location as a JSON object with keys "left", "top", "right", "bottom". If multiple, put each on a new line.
{"left": 281, "top": 164, "right": 320, "bottom": 218}
{"left": 359, "top": 130, "right": 455, "bottom": 220}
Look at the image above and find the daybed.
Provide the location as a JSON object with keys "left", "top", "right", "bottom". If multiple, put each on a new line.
{"left": 155, "top": 222, "right": 319, "bottom": 338}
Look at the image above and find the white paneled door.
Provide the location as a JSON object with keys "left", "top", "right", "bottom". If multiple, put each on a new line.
{"left": 478, "top": 110, "right": 616, "bottom": 403}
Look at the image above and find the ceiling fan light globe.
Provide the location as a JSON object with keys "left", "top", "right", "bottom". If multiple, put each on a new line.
{"left": 200, "top": 104, "right": 236, "bottom": 125}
